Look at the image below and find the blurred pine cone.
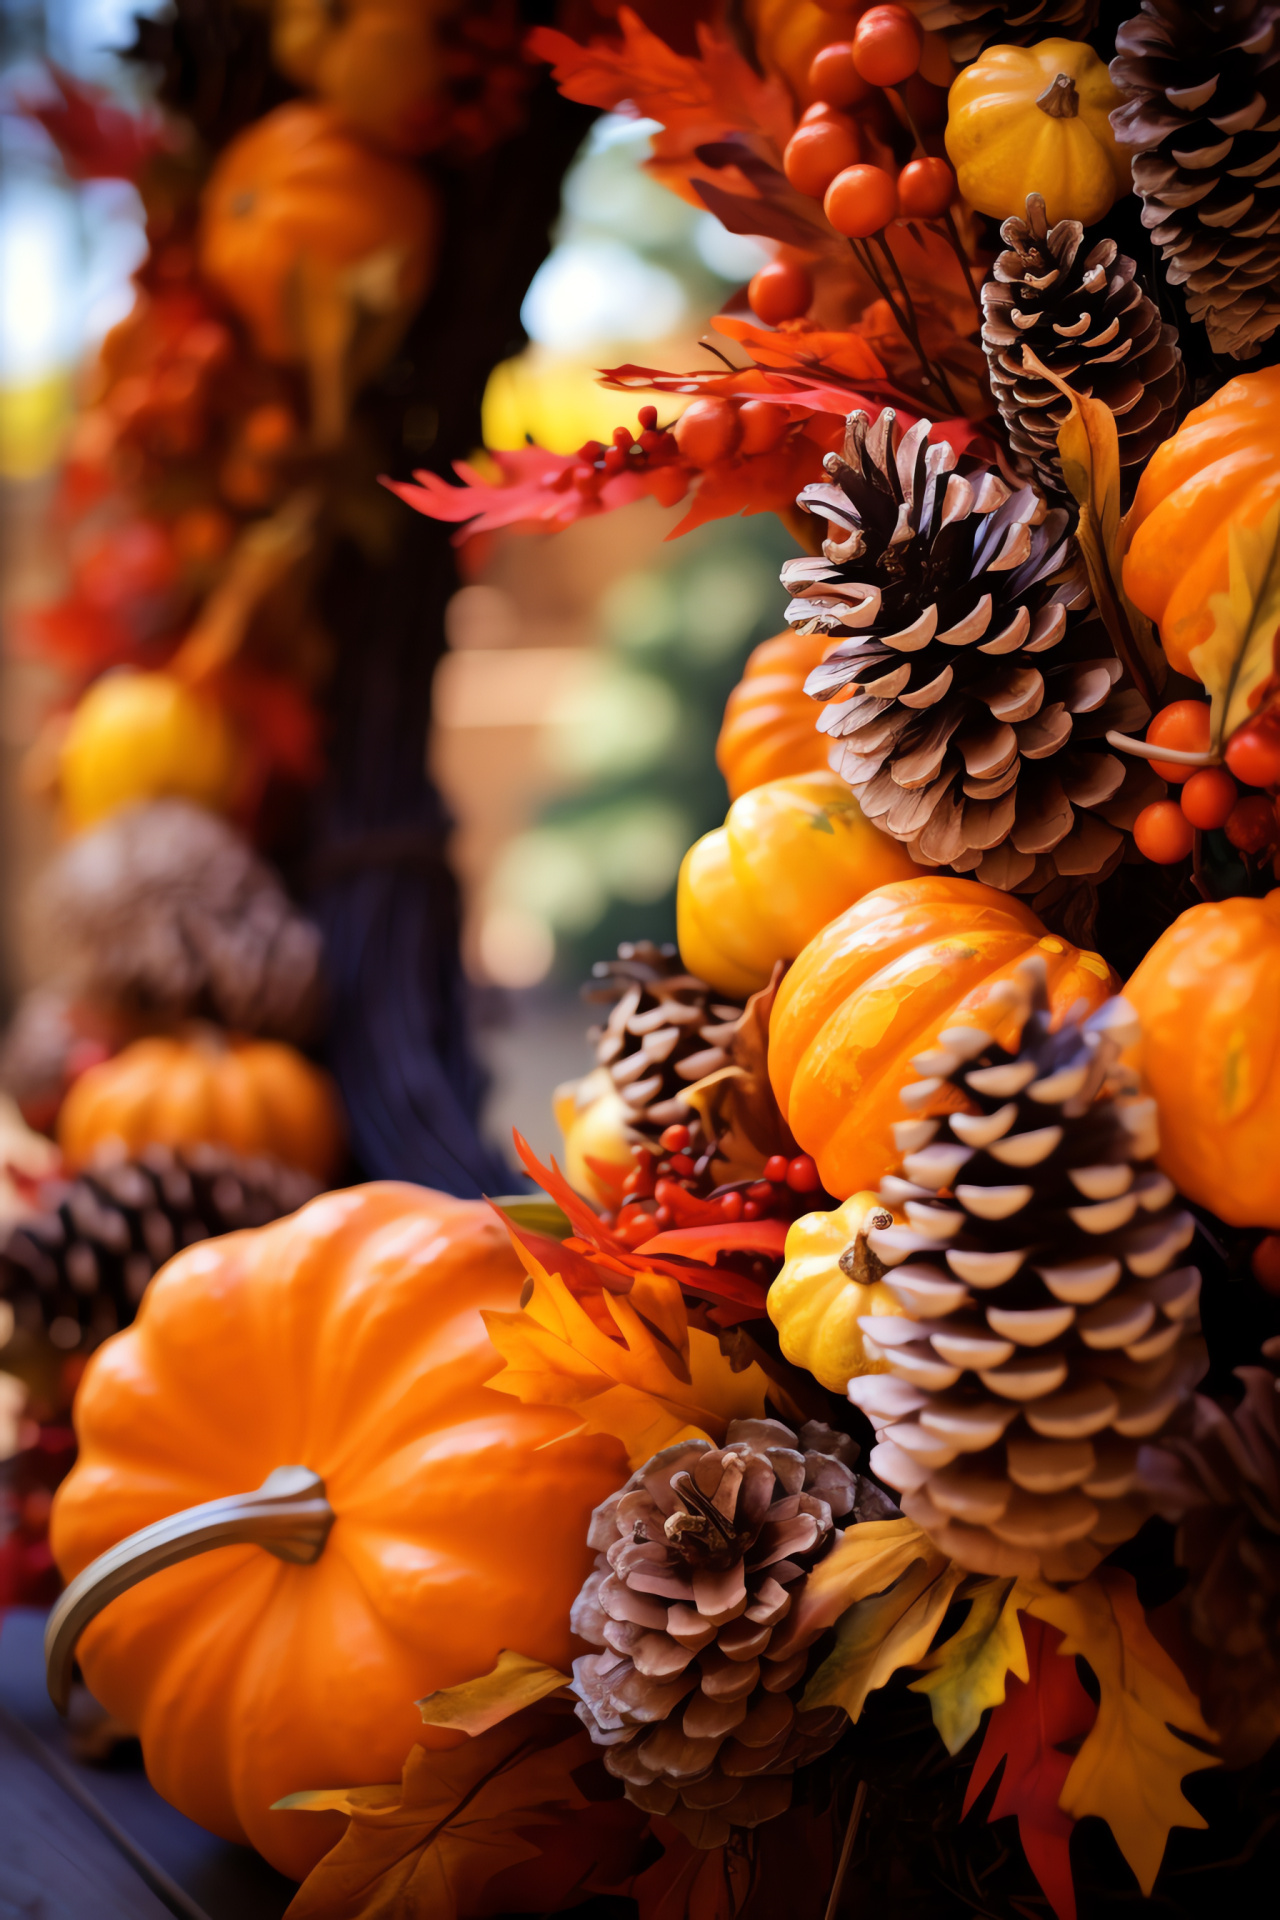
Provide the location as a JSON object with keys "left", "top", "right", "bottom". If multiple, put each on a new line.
{"left": 38, "top": 800, "right": 324, "bottom": 1041}
{"left": 571, "top": 1418, "right": 869, "bottom": 1846}
{"left": 789, "top": 410, "right": 1156, "bottom": 893}
{"left": 0, "top": 1145, "right": 320, "bottom": 1353}
{"left": 849, "top": 964, "right": 1206, "bottom": 1584}
{"left": 906, "top": 0, "right": 1098, "bottom": 64}
{"left": 1111, "top": 0, "right": 1280, "bottom": 360}
{"left": 585, "top": 943, "right": 744, "bottom": 1141}
{"left": 982, "top": 194, "right": 1183, "bottom": 504}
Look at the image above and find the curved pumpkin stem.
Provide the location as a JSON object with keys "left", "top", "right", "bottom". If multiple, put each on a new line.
{"left": 45, "top": 1465, "right": 335, "bottom": 1712}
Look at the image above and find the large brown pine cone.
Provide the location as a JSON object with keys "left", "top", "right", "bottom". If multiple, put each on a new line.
{"left": 848, "top": 964, "right": 1206, "bottom": 1584}
{"left": 570, "top": 1418, "right": 890, "bottom": 1847}
{"left": 1110, "top": 0, "right": 1280, "bottom": 360}
{"left": 788, "top": 409, "right": 1157, "bottom": 893}
{"left": 982, "top": 193, "right": 1183, "bottom": 504}
{"left": 584, "top": 943, "right": 743, "bottom": 1141}
{"left": 906, "top": 0, "right": 1098, "bottom": 64}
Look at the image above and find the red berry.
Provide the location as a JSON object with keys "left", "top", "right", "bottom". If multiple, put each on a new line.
{"left": 807, "top": 41, "right": 876, "bottom": 108}
{"left": 654, "top": 1205, "right": 672, "bottom": 1229}
{"left": 742, "top": 1200, "right": 762, "bottom": 1220}
{"left": 786, "top": 1155, "right": 821, "bottom": 1193}
{"left": 673, "top": 397, "right": 741, "bottom": 466}
{"left": 737, "top": 400, "right": 791, "bottom": 455}
{"left": 668, "top": 1152, "right": 695, "bottom": 1178}
{"left": 748, "top": 1181, "right": 773, "bottom": 1204}
{"left": 637, "top": 405, "right": 657, "bottom": 430}
{"left": 1179, "top": 767, "right": 1238, "bottom": 831}
{"left": 1225, "top": 792, "right": 1276, "bottom": 853}
{"left": 719, "top": 1190, "right": 744, "bottom": 1221}
{"left": 824, "top": 163, "right": 899, "bottom": 237}
{"left": 1225, "top": 722, "right": 1280, "bottom": 790}
{"left": 1133, "top": 800, "right": 1194, "bottom": 865}
{"left": 1252, "top": 1233, "right": 1280, "bottom": 1294}
{"left": 1145, "top": 700, "right": 1211, "bottom": 783}
{"left": 659, "top": 1123, "right": 691, "bottom": 1151}
{"left": 896, "top": 156, "right": 956, "bottom": 220}
{"left": 748, "top": 258, "right": 813, "bottom": 326}
{"left": 784, "top": 114, "right": 862, "bottom": 199}
{"left": 852, "top": 5, "right": 924, "bottom": 86}
{"left": 763, "top": 1154, "right": 791, "bottom": 1183}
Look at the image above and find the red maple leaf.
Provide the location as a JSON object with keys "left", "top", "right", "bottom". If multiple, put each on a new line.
{"left": 21, "top": 65, "right": 174, "bottom": 182}
{"left": 963, "top": 1614, "right": 1097, "bottom": 1920}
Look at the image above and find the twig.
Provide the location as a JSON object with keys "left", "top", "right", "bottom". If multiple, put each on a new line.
{"left": 940, "top": 210, "right": 984, "bottom": 320}
{"left": 824, "top": 1778, "right": 868, "bottom": 1920}
{"left": 873, "top": 232, "right": 962, "bottom": 414}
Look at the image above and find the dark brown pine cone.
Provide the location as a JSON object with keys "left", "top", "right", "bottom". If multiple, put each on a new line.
{"left": 1110, "top": 0, "right": 1280, "bottom": 360}
{"left": 584, "top": 943, "right": 744, "bottom": 1141}
{"left": 905, "top": 0, "right": 1098, "bottom": 64}
{"left": 570, "top": 1418, "right": 881, "bottom": 1846}
{"left": 788, "top": 409, "right": 1157, "bottom": 893}
{"left": 1140, "top": 1344, "right": 1280, "bottom": 1765}
{"left": 982, "top": 193, "right": 1183, "bottom": 504}
{"left": 848, "top": 962, "right": 1206, "bottom": 1584}
{"left": 0, "top": 1145, "right": 321, "bottom": 1353}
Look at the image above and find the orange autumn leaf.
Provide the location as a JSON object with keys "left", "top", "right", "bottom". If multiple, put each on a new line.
{"left": 711, "top": 316, "right": 888, "bottom": 385}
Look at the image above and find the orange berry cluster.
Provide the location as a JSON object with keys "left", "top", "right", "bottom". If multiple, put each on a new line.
{"left": 1133, "top": 699, "right": 1280, "bottom": 865}
{"left": 608, "top": 1122, "right": 821, "bottom": 1250}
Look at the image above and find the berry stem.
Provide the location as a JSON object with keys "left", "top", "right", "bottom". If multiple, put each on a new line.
{"left": 937, "top": 210, "right": 984, "bottom": 319}
{"left": 871, "top": 232, "right": 962, "bottom": 414}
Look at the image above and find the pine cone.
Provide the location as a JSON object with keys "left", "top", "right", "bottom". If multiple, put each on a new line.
{"left": 38, "top": 800, "right": 325, "bottom": 1041}
{"left": 1140, "top": 1346, "right": 1280, "bottom": 1765}
{"left": 906, "top": 0, "right": 1098, "bottom": 65}
{"left": 0, "top": 1145, "right": 321, "bottom": 1353}
{"left": 1110, "top": 0, "right": 1280, "bottom": 361}
{"left": 570, "top": 1418, "right": 885, "bottom": 1847}
{"left": 848, "top": 962, "right": 1206, "bottom": 1584}
{"left": 982, "top": 194, "right": 1183, "bottom": 504}
{"left": 788, "top": 409, "right": 1156, "bottom": 894}
{"left": 585, "top": 943, "right": 744, "bottom": 1141}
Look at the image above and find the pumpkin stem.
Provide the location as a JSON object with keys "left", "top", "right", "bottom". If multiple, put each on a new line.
{"left": 45, "top": 1465, "right": 334, "bottom": 1713}
{"left": 1036, "top": 73, "right": 1080, "bottom": 118}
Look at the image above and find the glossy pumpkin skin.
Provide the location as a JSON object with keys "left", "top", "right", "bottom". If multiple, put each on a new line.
{"left": 769, "top": 876, "right": 1115, "bottom": 1199}
{"left": 1125, "top": 893, "right": 1280, "bottom": 1226}
{"left": 1123, "top": 367, "right": 1280, "bottom": 679}
{"left": 199, "top": 104, "right": 440, "bottom": 363}
{"left": 49, "top": 1183, "right": 625, "bottom": 1880}
{"left": 271, "top": 0, "right": 447, "bottom": 155}
{"left": 768, "top": 1191, "right": 901, "bottom": 1393}
{"left": 716, "top": 629, "right": 832, "bottom": 802}
{"left": 60, "top": 671, "right": 238, "bottom": 832}
{"left": 945, "top": 40, "right": 1129, "bottom": 226}
{"left": 58, "top": 1027, "right": 345, "bottom": 1182}
{"left": 677, "top": 772, "right": 924, "bottom": 1000}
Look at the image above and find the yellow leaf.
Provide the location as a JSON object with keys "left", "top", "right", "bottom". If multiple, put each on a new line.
{"left": 909, "top": 1576, "right": 1031, "bottom": 1755}
{"left": 801, "top": 1557, "right": 965, "bottom": 1724}
{"left": 1020, "top": 346, "right": 1165, "bottom": 711}
{"left": 1028, "top": 1567, "right": 1219, "bottom": 1895}
{"left": 768, "top": 1516, "right": 936, "bottom": 1662}
{"left": 482, "top": 1246, "right": 767, "bottom": 1468}
{"left": 1190, "top": 498, "right": 1280, "bottom": 751}
{"left": 415, "top": 1650, "right": 570, "bottom": 1736}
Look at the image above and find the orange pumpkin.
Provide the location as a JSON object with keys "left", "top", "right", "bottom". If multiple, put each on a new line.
{"left": 716, "top": 629, "right": 832, "bottom": 802}
{"left": 1123, "top": 366, "right": 1280, "bottom": 679}
{"left": 768, "top": 876, "right": 1115, "bottom": 1198}
{"left": 271, "top": 0, "right": 450, "bottom": 156}
{"left": 1125, "top": 892, "right": 1280, "bottom": 1226}
{"left": 58, "top": 1026, "right": 344, "bottom": 1182}
{"left": 49, "top": 1183, "right": 625, "bottom": 1879}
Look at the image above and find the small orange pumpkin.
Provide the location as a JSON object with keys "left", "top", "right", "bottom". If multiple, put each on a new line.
{"left": 272, "top": 0, "right": 450, "bottom": 155}
{"left": 716, "top": 629, "right": 832, "bottom": 802}
{"left": 57, "top": 1025, "right": 344, "bottom": 1182}
{"left": 768, "top": 875, "right": 1114, "bottom": 1198}
{"left": 49, "top": 1183, "right": 624, "bottom": 1877}
{"left": 1123, "top": 365, "right": 1280, "bottom": 679}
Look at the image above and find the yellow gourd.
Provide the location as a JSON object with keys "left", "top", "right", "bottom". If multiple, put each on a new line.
{"left": 59, "top": 669, "right": 238, "bottom": 832}
{"left": 945, "top": 39, "right": 1130, "bottom": 227}
{"left": 677, "top": 772, "right": 924, "bottom": 1000}
{"left": 768, "top": 1192, "right": 902, "bottom": 1393}
{"left": 553, "top": 1066, "right": 636, "bottom": 1209}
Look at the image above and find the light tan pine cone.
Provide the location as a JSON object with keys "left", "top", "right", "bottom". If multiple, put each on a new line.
{"left": 585, "top": 942, "right": 744, "bottom": 1141}
{"left": 848, "top": 962, "right": 1206, "bottom": 1584}
{"left": 569, "top": 1418, "right": 872, "bottom": 1847}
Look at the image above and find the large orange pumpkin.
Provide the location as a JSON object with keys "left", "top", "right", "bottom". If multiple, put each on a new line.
{"left": 49, "top": 1183, "right": 625, "bottom": 1879}
{"left": 271, "top": 0, "right": 450, "bottom": 155}
{"left": 1123, "top": 366, "right": 1280, "bottom": 679}
{"left": 58, "top": 1025, "right": 344, "bottom": 1182}
{"left": 716, "top": 629, "right": 832, "bottom": 802}
{"left": 1125, "top": 892, "right": 1280, "bottom": 1226}
{"left": 768, "top": 876, "right": 1114, "bottom": 1198}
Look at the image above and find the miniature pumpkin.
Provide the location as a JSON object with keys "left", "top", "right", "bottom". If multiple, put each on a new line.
{"left": 553, "top": 1065, "right": 636, "bottom": 1209}
{"left": 769, "top": 875, "right": 1114, "bottom": 1199}
{"left": 1123, "top": 366, "right": 1280, "bottom": 680}
{"left": 48, "top": 1183, "right": 625, "bottom": 1878}
{"left": 716, "top": 629, "right": 832, "bottom": 802}
{"left": 945, "top": 39, "right": 1129, "bottom": 226}
{"left": 768, "top": 1190, "right": 901, "bottom": 1393}
{"left": 677, "top": 772, "right": 924, "bottom": 1000}
{"left": 1125, "top": 892, "right": 1280, "bottom": 1226}
{"left": 59, "top": 670, "right": 238, "bottom": 832}
{"left": 58, "top": 1025, "right": 344, "bottom": 1182}
{"left": 271, "top": 0, "right": 448, "bottom": 156}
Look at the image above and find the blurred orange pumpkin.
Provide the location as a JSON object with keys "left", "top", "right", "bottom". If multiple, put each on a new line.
{"left": 58, "top": 1025, "right": 344, "bottom": 1182}
{"left": 716, "top": 628, "right": 832, "bottom": 802}
{"left": 271, "top": 0, "right": 451, "bottom": 155}
{"left": 768, "top": 876, "right": 1114, "bottom": 1198}
{"left": 49, "top": 1183, "right": 625, "bottom": 1877}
